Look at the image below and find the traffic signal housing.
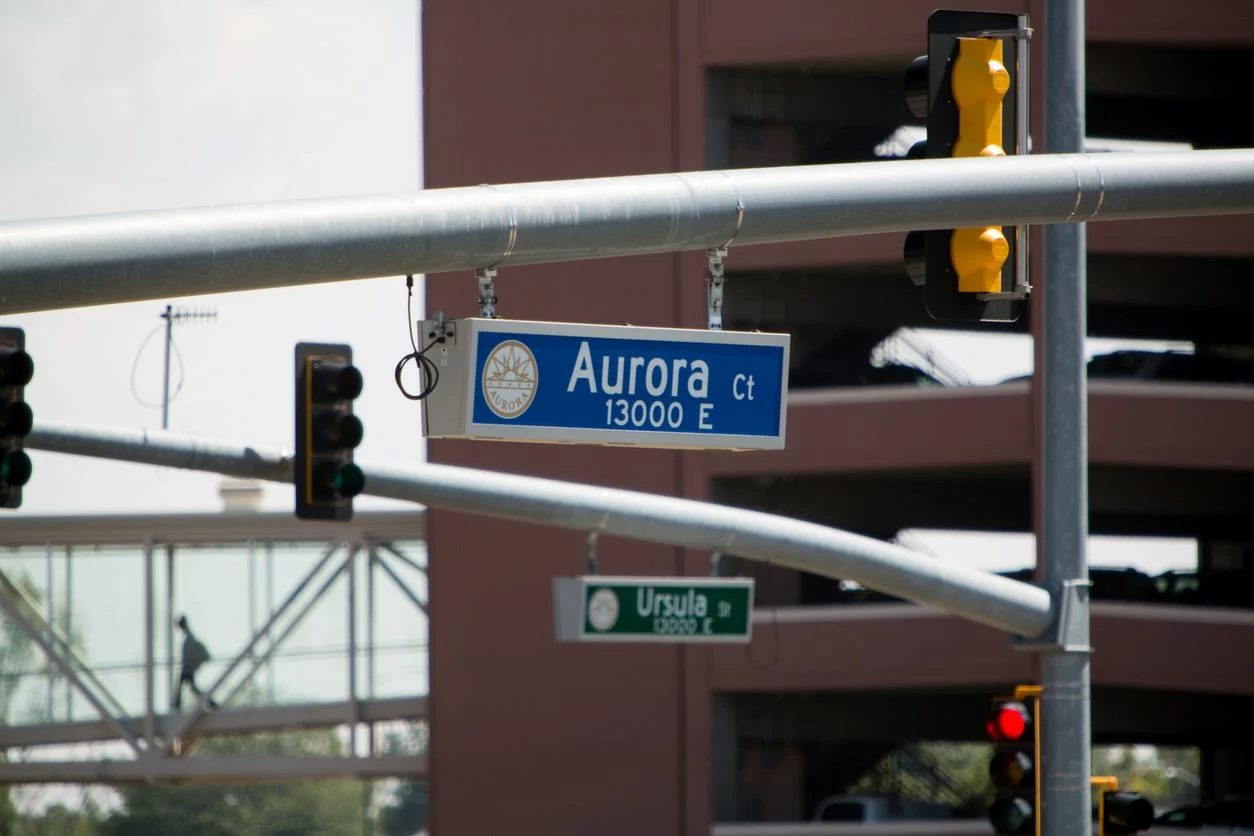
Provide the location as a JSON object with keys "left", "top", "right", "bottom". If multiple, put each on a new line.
{"left": 295, "top": 342, "right": 365, "bottom": 521}
{"left": 0, "top": 327, "right": 34, "bottom": 510}
{"left": 1096, "top": 784, "right": 1155, "bottom": 836}
{"left": 987, "top": 686, "right": 1041, "bottom": 835}
{"left": 903, "top": 9, "right": 1030, "bottom": 323}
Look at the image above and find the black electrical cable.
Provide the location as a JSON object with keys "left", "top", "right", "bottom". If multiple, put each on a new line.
{"left": 130, "top": 321, "right": 186, "bottom": 409}
{"left": 394, "top": 275, "right": 440, "bottom": 400}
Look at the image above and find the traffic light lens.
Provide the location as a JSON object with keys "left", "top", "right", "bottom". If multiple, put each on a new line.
{"left": 989, "top": 797, "right": 1033, "bottom": 834}
{"left": 314, "top": 461, "right": 364, "bottom": 497}
{"left": 333, "top": 463, "right": 365, "bottom": 498}
{"left": 1, "top": 400, "right": 33, "bottom": 436}
{"left": 988, "top": 702, "right": 1030, "bottom": 741}
{"left": 313, "top": 413, "right": 364, "bottom": 450}
{"left": 990, "top": 750, "right": 1033, "bottom": 788}
{"left": 312, "top": 361, "right": 363, "bottom": 401}
{"left": 0, "top": 349, "right": 34, "bottom": 387}
{"left": 1, "top": 451, "right": 32, "bottom": 488}
{"left": 337, "top": 414, "right": 364, "bottom": 449}
{"left": 335, "top": 366, "right": 364, "bottom": 400}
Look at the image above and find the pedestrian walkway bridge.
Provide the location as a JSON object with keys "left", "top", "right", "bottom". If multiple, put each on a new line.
{"left": 0, "top": 510, "right": 428, "bottom": 784}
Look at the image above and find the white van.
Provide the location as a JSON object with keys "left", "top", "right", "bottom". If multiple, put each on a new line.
{"left": 811, "top": 793, "right": 958, "bottom": 823}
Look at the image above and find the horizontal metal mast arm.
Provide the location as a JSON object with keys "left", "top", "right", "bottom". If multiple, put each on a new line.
{"left": 26, "top": 420, "right": 1053, "bottom": 637}
{"left": 2, "top": 149, "right": 1253, "bottom": 314}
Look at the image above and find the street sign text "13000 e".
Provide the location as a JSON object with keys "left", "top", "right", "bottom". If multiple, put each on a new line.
{"left": 421, "top": 318, "right": 789, "bottom": 450}
{"left": 554, "top": 576, "right": 755, "bottom": 643}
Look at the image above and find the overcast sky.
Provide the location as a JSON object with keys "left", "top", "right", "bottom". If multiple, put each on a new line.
{"left": 0, "top": 1, "right": 1195, "bottom": 581}
{"left": 2, "top": 0, "right": 421, "bottom": 516}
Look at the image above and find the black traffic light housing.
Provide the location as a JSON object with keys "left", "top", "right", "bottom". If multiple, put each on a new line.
{"left": 1099, "top": 789, "right": 1154, "bottom": 835}
{"left": 904, "top": 8, "right": 1030, "bottom": 323}
{"left": 0, "top": 327, "right": 34, "bottom": 510}
{"left": 988, "top": 687, "right": 1041, "bottom": 835}
{"left": 295, "top": 342, "right": 365, "bottom": 521}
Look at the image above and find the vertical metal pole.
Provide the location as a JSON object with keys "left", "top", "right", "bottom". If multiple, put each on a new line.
{"left": 248, "top": 541, "right": 258, "bottom": 641}
{"left": 367, "top": 545, "right": 378, "bottom": 750}
{"left": 144, "top": 540, "right": 156, "bottom": 747}
{"left": 364, "top": 546, "right": 379, "bottom": 836}
{"left": 45, "top": 543, "right": 54, "bottom": 720}
{"left": 266, "top": 542, "right": 276, "bottom": 703}
{"left": 1041, "top": 1, "right": 1093, "bottom": 835}
{"left": 64, "top": 546, "right": 72, "bottom": 721}
{"left": 161, "top": 304, "right": 173, "bottom": 430}
{"left": 348, "top": 547, "right": 359, "bottom": 758}
{"left": 166, "top": 544, "right": 176, "bottom": 711}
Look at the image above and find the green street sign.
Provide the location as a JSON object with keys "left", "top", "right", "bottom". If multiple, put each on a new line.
{"left": 553, "top": 576, "right": 754, "bottom": 643}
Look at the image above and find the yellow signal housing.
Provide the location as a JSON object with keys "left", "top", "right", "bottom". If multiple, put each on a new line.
{"left": 952, "top": 37, "right": 1010, "bottom": 158}
{"left": 951, "top": 37, "right": 1011, "bottom": 293}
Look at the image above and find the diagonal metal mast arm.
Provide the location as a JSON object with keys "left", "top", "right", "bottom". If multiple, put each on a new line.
{"left": 2, "top": 149, "right": 1253, "bottom": 315}
{"left": 28, "top": 420, "right": 1053, "bottom": 638}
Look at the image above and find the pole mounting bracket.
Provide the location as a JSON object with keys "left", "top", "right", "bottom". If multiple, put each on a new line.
{"left": 1011, "top": 578, "right": 1092, "bottom": 654}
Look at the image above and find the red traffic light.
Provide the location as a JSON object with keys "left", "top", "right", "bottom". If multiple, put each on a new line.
{"left": 987, "top": 700, "right": 1031, "bottom": 742}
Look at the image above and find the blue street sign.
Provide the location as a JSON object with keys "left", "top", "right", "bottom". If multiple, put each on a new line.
{"left": 422, "top": 318, "right": 789, "bottom": 450}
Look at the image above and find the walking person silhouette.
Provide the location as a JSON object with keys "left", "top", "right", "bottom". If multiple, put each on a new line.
{"left": 174, "top": 615, "right": 218, "bottom": 711}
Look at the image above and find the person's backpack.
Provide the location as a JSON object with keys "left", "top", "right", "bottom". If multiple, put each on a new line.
{"left": 186, "top": 636, "right": 211, "bottom": 669}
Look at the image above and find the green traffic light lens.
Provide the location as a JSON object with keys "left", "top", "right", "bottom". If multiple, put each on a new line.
{"left": 333, "top": 464, "right": 365, "bottom": 498}
{"left": 989, "top": 796, "right": 1033, "bottom": 834}
{"left": 1, "top": 450, "right": 32, "bottom": 488}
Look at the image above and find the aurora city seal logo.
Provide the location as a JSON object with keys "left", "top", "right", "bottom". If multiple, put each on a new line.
{"left": 482, "top": 339, "right": 538, "bottom": 419}
{"left": 587, "top": 588, "right": 620, "bottom": 632}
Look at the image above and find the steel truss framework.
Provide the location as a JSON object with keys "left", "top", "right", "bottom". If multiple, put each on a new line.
{"left": 0, "top": 511, "right": 429, "bottom": 785}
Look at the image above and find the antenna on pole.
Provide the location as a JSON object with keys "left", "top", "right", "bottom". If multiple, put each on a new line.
{"left": 156, "top": 305, "right": 218, "bottom": 430}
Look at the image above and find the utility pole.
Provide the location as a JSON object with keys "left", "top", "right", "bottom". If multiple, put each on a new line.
{"left": 160, "top": 305, "right": 172, "bottom": 430}
{"left": 156, "top": 305, "right": 216, "bottom": 430}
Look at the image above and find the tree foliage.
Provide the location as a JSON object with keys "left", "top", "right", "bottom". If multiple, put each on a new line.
{"left": 98, "top": 731, "right": 366, "bottom": 836}
{"left": 850, "top": 742, "right": 994, "bottom": 814}
{"left": 850, "top": 742, "right": 1203, "bottom": 817}
{"left": 1, "top": 571, "right": 47, "bottom": 836}
{"left": 1093, "top": 745, "right": 1201, "bottom": 811}
{"left": 377, "top": 722, "right": 429, "bottom": 836}
{"left": 10, "top": 800, "right": 103, "bottom": 836}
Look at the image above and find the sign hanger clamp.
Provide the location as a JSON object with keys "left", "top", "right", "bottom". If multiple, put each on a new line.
{"left": 474, "top": 183, "right": 520, "bottom": 319}
{"left": 707, "top": 184, "right": 745, "bottom": 331}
